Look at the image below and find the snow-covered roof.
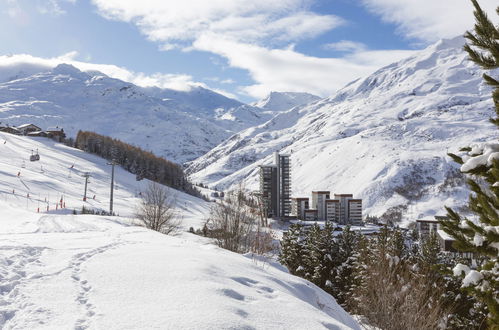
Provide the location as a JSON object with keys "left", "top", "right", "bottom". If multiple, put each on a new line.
{"left": 16, "top": 123, "right": 40, "bottom": 129}
{"left": 46, "top": 127, "right": 63, "bottom": 132}
{"left": 437, "top": 229, "right": 454, "bottom": 241}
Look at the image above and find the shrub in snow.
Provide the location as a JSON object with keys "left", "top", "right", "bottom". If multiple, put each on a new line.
{"left": 135, "top": 182, "right": 180, "bottom": 235}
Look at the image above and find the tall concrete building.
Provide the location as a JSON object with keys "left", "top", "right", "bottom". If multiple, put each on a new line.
{"left": 275, "top": 152, "right": 291, "bottom": 218}
{"left": 259, "top": 165, "right": 277, "bottom": 218}
{"left": 311, "top": 191, "right": 330, "bottom": 221}
{"left": 258, "top": 152, "right": 291, "bottom": 219}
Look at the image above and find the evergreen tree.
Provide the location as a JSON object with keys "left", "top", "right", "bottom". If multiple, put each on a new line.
{"left": 302, "top": 224, "right": 323, "bottom": 281}
{"left": 279, "top": 224, "right": 305, "bottom": 275}
{"left": 332, "top": 226, "right": 360, "bottom": 307}
{"left": 440, "top": 1, "right": 499, "bottom": 325}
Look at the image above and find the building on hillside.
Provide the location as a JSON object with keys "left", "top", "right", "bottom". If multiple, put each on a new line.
{"left": 333, "top": 194, "right": 362, "bottom": 225}
{"left": 16, "top": 124, "right": 42, "bottom": 135}
{"left": 416, "top": 219, "right": 440, "bottom": 239}
{"left": 291, "top": 197, "right": 309, "bottom": 220}
{"left": 258, "top": 152, "right": 291, "bottom": 219}
{"left": 46, "top": 127, "right": 66, "bottom": 141}
{"left": 325, "top": 199, "right": 340, "bottom": 223}
{"left": 259, "top": 165, "right": 278, "bottom": 218}
{"left": 304, "top": 209, "right": 318, "bottom": 221}
{"left": 347, "top": 199, "right": 363, "bottom": 225}
{"left": 436, "top": 229, "right": 474, "bottom": 259}
{"left": 27, "top": 131, "right": 49, "bottom": 137}
{"left": 290, "top": 190, "right": 363, "bottom": 225}
{"left": 311, "top": 191, "right": 330, "bottom": 221}
{"left": 275, "top": 152, "right": 291, "bottom": 218}
{"left": 0, "top": 126, "right": 21, "bottom": 135}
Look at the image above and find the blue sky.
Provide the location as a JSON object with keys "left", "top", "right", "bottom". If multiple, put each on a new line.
{"left": 0, "top": 0, "right": 497, "bottom": 102}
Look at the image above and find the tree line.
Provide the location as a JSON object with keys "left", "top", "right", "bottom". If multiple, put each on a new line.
{"left": 75, "top": 130, "right": 204, "bottom": 198}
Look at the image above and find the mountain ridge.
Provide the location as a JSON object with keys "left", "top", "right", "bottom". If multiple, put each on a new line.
{"left": 187, "top": 35, "right": 497, "bottom": 222}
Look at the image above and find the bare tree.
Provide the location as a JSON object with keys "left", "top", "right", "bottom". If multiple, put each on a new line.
{"left": 136, "top": 182, "right": 180, "bottom": 235}
{"left": 204, "top": 186, "right": 276, "bottom": 254}
{"left": 204, "top": 188, "right": 255, "bottom": 253}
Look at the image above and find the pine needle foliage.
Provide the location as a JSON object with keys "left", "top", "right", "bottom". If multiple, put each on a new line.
{"left": 440, "top": 1, "right": 499, "bottom": 326}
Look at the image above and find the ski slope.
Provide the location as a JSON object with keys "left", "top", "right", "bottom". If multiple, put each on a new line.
{"left": 0, "top": 133, "right": 359, "bottom": 329}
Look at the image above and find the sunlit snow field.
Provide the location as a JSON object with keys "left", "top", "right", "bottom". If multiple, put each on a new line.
{"left": 0, "top": 132, "right": 359, "bottom": 329}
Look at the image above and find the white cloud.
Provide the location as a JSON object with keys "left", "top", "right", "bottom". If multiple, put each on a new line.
{"left": 194, "top": 35, "right": 416, "bottom": 99}
{"left": 0, "top": 52, "right": 211, "bottom": 92}
{"left": 89, "top": 1, "right": 421, "bottom": 99}
{"left": 361, "top": 0, "right": 499, "bottom": 43}
{"left": 91, "top": 0, "right": 344, "bottom": 47}
{"left": 323, "top": 40, "right": 367, "bottom": 53}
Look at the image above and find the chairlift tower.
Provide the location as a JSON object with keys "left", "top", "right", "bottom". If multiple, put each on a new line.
{"left": 107, "top": 160, "right": 117, "bottom": 215}
{"left": 82, "top": 172, "right": 90, "bottom": 201}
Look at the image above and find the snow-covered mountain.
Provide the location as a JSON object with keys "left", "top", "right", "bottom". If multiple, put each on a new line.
{"left": 142, "top": 85, "right": 271, "bottom": 132}
{"left": 0, "top": 132, "right": 359, "bottom": 329}
{"left": 253, "top": 91, "right": 321, "bottom": 111}
{"left": 187, "top": 36, "right": 497, "bottom": 222}
{"left": 0, "top": 64, "right": 270, "bottom": 163}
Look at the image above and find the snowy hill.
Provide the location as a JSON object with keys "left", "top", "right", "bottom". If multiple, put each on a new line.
{"left": 0, "top": 64, "right": 269, "bottom": 163}
{"left": 187, "top": 36, "right": 497, "bottom": 222}
{"left": 253, "top": 91, "right": 321, "bottom": 111}
{"left": 0, "top": 132, "right": 359, "bottom": 329}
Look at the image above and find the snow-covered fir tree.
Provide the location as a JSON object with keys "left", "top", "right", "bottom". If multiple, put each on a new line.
{"left": 440, "top": 1, "right": 499, "bottom": 325}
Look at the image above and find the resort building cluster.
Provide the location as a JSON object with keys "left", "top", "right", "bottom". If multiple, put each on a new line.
{"left": 259, "top": 152, "right": 363, "bottom": 225}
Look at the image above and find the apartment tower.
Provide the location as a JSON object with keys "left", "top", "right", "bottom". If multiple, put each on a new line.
{"left": 259, "top": 152, "right": 291, "bottom": 219}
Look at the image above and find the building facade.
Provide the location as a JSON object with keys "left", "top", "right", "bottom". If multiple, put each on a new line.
{"left": 304, "top": 209, "right": 318, "bottom": 221}
{"left": 259, "top": 165, "right": 277, "bottom": 218}
{"left": 258, "top": 152, "right": 291, "bottom": 219}
{"left": 312, "top": 191, "right": 330, "bottom": 221}
{"left": 291, "top": 197, "right": 309, "bottom": 220}
{"left": 325, "top": 199, "right": 340, "bottom": 223}
{"left": 416, "top": 219, "right": 440, "bottom": 239}
{"left": 347, "top": 199, "right": 362, "bottom": 225}
{"left": 275, "top": 152, "right": 291, "bottom": 218}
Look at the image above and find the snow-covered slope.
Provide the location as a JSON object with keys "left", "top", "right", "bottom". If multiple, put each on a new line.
{"left": 0, "top": 64, "right": 269, "bottom": 163}
{"left": 0, "top": 132, "right": 359, "bottom": 329}
{"left": 143, "top": 85, "right": 272, "bottom": 133}
{"left": 253, "top": 91, "right": 321, "bottom": 111}
{"left": 188, "top": 36, "right": 497, "bottom": 221}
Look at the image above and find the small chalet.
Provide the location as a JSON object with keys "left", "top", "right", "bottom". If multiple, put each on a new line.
{"left": 46, "top": 127, "right": 66, "bottom": 141}
{"left": 27, "top": 131, "right": 49, "bottom": 137}
{"left": 0, "top": 126, "right": 21, "bottom": 135}
{"left": 17, "top": 123, "right": 42, "bottom": 135}
{"left": 437, "top": 229, "right": 474, "bottom": 259}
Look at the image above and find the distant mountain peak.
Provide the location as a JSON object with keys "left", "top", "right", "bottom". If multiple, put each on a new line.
{"left": 51, "top": 63, "right": 90, "bottom": 80}
{"left": 254, "top": 91, "right": 321, "bottom": 111}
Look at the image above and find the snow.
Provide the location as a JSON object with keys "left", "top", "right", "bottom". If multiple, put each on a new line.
{"left": 462, "top": 271, "right": 484, "bottom": 287}
{"left": 460, "top": 142, "right": 499, "bottom": 172}
{"left": 0, "top": 133, "right": 359, "bottom": 329}
{"left": 188, "top": 36, "right": 497, "bottom": 223}
{"left": 437, "top": 229, "right": 454, "bottom": 241}
{"left": 473, "top": 233, "right": 484, "bottom": 247}
{"left": 253, "top": 91, "right": 321, "bottom": 112}
{"left": 453, "top": 263, "right": 471, "bottom": 277}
